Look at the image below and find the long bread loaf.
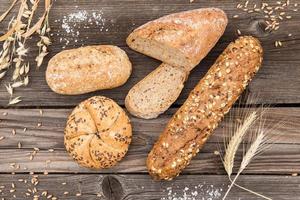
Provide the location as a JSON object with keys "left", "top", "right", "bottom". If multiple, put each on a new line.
{"left": 147, "top": 36, "right": 263, "bottom": 180}
{"left": 127, "top": 8, "right": 228, "bottom": 71}
{"left": 125, "top": 8, "right": 228, "bottom": 119}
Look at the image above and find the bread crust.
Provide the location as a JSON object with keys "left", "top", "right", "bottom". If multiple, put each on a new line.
{"left": 125, "top": 63, "right": 188, "bottom": 119}
{"left": 64, "top": 96, "right": 132, "bottom": 169}
{"left": 147, "top": 36, "right": 263, "bottom": 180}
{"left": 46, "top": 45, "right": 132, "bottom": 95}
{"left": 127, "top": 8, "right": 228, "bottom": 71}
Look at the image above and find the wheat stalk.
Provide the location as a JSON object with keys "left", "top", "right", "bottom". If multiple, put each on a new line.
{"left": 221, "top": 104, "right": 280, "bottom": 200}
{"left": 223, "top": 111, "right": 257, "bottom": 177}
{"left": 223, "top": 131, "right": 270, "bottom": 200}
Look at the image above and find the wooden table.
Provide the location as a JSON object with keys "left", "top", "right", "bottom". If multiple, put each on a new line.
{"left": 0, "top": 0, "right": 300, "bottom": 199}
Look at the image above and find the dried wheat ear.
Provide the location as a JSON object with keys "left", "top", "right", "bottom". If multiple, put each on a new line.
{"left": 0, "top": 0, "right": 52, "bottom": 105}
{"left": 220, "top": 101, "right": 284, "bottom": 200}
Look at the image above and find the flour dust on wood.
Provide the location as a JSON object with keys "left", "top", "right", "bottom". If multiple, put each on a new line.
{"left": 53, "top": 8, "right": 109, "bottom": 48}
{"left": 161, "top": 183, "right": 224, "bottom": 200}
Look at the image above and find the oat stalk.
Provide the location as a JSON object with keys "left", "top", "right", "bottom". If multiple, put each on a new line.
{"left": 0, "top": 0, "right": 52, "bottom": 105}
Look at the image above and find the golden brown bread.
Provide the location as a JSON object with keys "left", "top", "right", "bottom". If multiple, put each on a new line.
{"left": 147, "top": 36, "right": 263, "bottom": 180}
{"left": 46, "top": 45, "right": 132, "bottom": 95}
{"left": 127, "top": 8, "right": 228, "bottom": 71}
{"left": 125, "top": 63, "right": 188, "bottom": 119}
{"left": 64, "top": 96, "right": 132, "bottom": 169}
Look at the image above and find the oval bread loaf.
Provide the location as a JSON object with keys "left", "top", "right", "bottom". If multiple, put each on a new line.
{"left": 46, "top": 45, "right": 132, "bottom": 95}
{"left": 125, "top": 63, "right": 188, "bottom": 119}
{"left": 127, "top": 8, "right": 228, "bottom": 71}
{"left": 64, "top": 96, "right": 132, "bottom": 169}
{"left": 147, "top": 36, "right": 263, "bottom": 180}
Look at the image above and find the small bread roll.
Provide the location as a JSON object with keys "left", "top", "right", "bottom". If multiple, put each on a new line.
{"left": 64, "top": 96, "right": 132, "bottom": 169}
{"left": 46, "top": 45, "right": 132, "bottom": 95}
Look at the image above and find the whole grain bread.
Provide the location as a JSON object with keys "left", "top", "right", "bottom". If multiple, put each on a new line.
{"left": 147, "top": 36, "right": 263, "bottom": 180}
{"left": 46, "top": 45, "right": 132, "bottom": 95}
{"left": 125, "top": 63, "right": 188, "bottom": 119}
{"left": 64, "top": 96, "right": 132, "bottom": 169}
{"left": 127, "top": 8, "right": 228, "bottom": 71}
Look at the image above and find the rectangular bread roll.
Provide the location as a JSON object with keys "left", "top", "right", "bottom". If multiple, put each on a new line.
{"left": 147, "top": 36, "right": 263, "bottom": 180}
{"left": 46, "top": 45, "right": 132, "bottom": 95}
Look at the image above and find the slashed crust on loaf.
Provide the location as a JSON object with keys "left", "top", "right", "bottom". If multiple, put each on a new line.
{"left": 46, "top": 45, "right": 132, "bottom": 95}
{"left": 64, "top": 96, "right": 132, "bottom": 169}
{"left": 147, "top": 36, "right": 263, "bottom": 180}
{"left": 127, "top": 8, "right": 228, "bottom": 71}
{"left": 125, "top": 63, "right": 188, "bottom": 119}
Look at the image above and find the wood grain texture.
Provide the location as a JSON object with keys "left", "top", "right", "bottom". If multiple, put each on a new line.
{"left": 0, "top": 107, "right": 299, "bottom": 174}
{"left": 0, "top": 143, "right": 299, "bottom": 174}
{"left": 0, "top": 174, "right": 299, "bottom": 200}
{"left": 0, "top": 0, "right": 299, "bottom": 107}
{"left": 0, "top": 107, "right": 299, "bottom": 149}
{"left": 1, "top": 1, "right": 300, "bottom": 199}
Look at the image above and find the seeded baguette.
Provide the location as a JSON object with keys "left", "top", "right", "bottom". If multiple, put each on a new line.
{"left": 125, "top": 63, "right": 188, "bottom": 119}
{"left": 147, "top": 36, "right": 263, "bottom": 180}
{"left": 46, "top": 45, "right": 132, "bottom": 95}
{"left": 127, "top": 8, "right": 228, "bottom": 71}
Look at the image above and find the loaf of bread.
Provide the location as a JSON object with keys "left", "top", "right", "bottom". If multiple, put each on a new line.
{"left": 125, "top": 63, "right": 188, "bottom": 119}
{"left": 64, "top": 96, "right": 132, "bottom": 169}
{"left": 147, "top": 36, "right": 263, "bottom": 180}
{"left": 46, "top": 45, "right": 132, "bottom": 95}
{"left": 127, "top": 8, "right": 228, "bottom": 71}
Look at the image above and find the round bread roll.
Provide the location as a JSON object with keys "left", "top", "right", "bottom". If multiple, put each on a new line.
{"left": 64, "top": 96, "right": 132, "bottom": 169}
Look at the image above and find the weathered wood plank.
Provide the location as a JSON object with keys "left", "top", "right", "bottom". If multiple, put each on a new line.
{"left": 0, "top": 0, "right": 300, "bottom": 106}
{"left": 0, "top": 143, "right": 299, "bottom": 174}
{"left": 0, "top": 107, "right": 299, "bottom": 174}
{"left": 0, "top": 107, "right": 299, "bottom": 149}
{"left": 0, "top": 174, "right": 299, "bottom": 200}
